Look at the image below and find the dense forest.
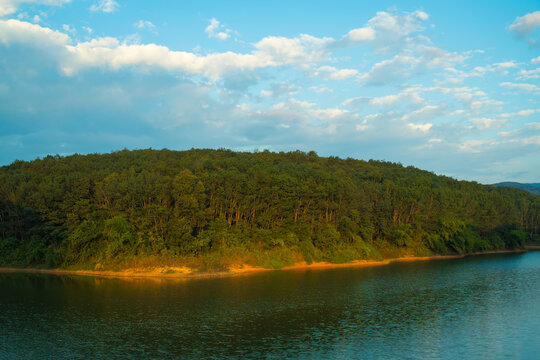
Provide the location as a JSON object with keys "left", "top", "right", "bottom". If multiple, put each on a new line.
{"left": 1, "top": 149, "right": 539, "bottom": 271}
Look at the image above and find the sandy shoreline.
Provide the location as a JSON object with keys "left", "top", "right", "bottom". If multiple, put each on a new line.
{"left": 0, "top": 248, "right": 534, "bottom": 280}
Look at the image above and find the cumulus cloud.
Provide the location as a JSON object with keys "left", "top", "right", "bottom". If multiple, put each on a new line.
{"left": 358, "top": 44, "right": 465, "bottom": 85}
{"left": 465, "top": 61, "right": 518, "bottom": 77}
{"left": 469, "top": 99, "right": 504, "bottom": 111}
{"left": 1, "top": 9, "right": 538, "bottom": 182}
{"left": 341, "top": 10, "right": 429, "bottom": 51}
{"left": 408, "top": 123, "right": 432, "bottom": 132}
{"left": 369, "top": 91, "right": 424, "bottom": 107}
{"left": 0, "top": 0, "right": 71, "bottom": 17}
{"left": 90, "top": 0, "right": 118, "bottom": 13}
{"left": 0, "top": 10, "right": 448, "bottom": 85}
{"left": 403, "top": 105, "right": 445, "bottom": 122}
{"left": 312, "top": 65, "right": 358, "bottom": 80}
{"left": 516, "top": 67, "right": 540, "bottom": 80}
{"left": 499, "top": 109, "right": 539, "bottom": 118}
{"left": 205, "top": 18, "right": 232, "bottom": 40}
{"left": 498, "top": 122, "right": 540, "bottom": 146}
{"left": 425, "top": 85, "right": 503, "bottom": 112}
{"left": 470, "top": 117, "right": 506, "bottom": 130}
{"left": 356, "top": 119, "right": 369, "bottom": 131}
{"left": 342, "top": 88, "right": 424, "bottom": 108}
{"left": 0, "top": 19, "right": 70, "bottom": 46}
{"left": 0, "top": 19, "right": 337, "bottom": 78}
{"left": 508, "top": 11, "right": 540, "bottom": 45}
{"left": 309, "top": 85, "right": 333, "bottom": 94}
{"left": 500, "top": 81, "right": 540, "bottom": 92}
{"left": 508, "top": 11, "right": 540, "bottom": 35}
{"left": 259, "top": 83, "right": 297, "bottom": 98}
{"left": 254, "top": 34, "right": 333, "bottom": 64}
{"left": 344, "top": 27, "right": 375, "bottom": 43}
{"left": 62, "top": 24, "right": 75, "bottom": 35}
{"left": 308, "top": 107, "right": 348, "bottom": 121}
{"left": 458, "top": 139, "right": 497, "bottom": 153}
{"left": 135, "top": 20, "right": 155, "bottom": 30}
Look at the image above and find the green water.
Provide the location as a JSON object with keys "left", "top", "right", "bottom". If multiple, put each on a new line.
{"left": 2, "top": 252, "right": 540, "bottom": 359}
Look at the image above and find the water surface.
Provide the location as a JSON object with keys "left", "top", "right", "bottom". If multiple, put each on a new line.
{"left": 2, "top": 252, "right": 540, "bottom": 359}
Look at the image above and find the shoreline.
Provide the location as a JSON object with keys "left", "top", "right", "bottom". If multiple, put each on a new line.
{"left": 0, "top": 248, "right": 534, "bottom": 280}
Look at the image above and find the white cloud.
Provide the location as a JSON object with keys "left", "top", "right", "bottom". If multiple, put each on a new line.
{"left": 344, "top": 27, "right": 375, "bottom": 43}
{"left": 500, "top": 81, "right": 540, "bottom": 92}
{"left": 259, "top": 83, "right": 297, "bottom": 98}
{"left": 403, "top": 104, "right": 444, "bottom": 121}
{"left": 366, "top": 10, "right": 429, "bottom": 50}
{"left": 309, "top": 108, "right": 348, "bottom": 120}
{"left": 527, "top": 122, "right": 540, "bottom": 130}
{"left": 407, "top": 123, "right": 432, "bottom": 132}
{"left": 314, "top": 65, "right": 358, "bottom": 80}
{"left": 135, "top": 20, "right": 155, "bottom": 30}
{"left": 499, "top": 109, "right": 538, "bottom": 118}
{"left": 509, "top": 11, "right": 540, "bottom": 46}
{"left": 532, "top": 56, "right": 540, "bottom": 64}
{"left": 82, "top": 26, "right": 92, "bottom": 34}
{"left": 369, "top": 91, "right": 424, "bottom": 106}
{"left": 497, "top": 122, "right": 540, "bottom": 148}
{"left": 340, "top": 10, "right": 430, "bottom": 51}
{"left": 0, "top": 19, "right": 337, "bottom": 78}
{"left": 458, "top": 139, "right": 496, "bottom": 153}
{"left": 287, "top": 98, "right": 315, "bottom": 109}
{"left": 1, "top": 9, "right": 538, "bottom": 183}
{"left": 358, "top": 44, "right": 465, "bottom": 84}
{"left": 343, "top": 88, "right": 424, "bottom": 108}
{"left": 420, "top": 85, "right": 505, "bottom": 114}
{"left": 0, "top": 10, "right": 450, "bottom": 87}
{"left": 308, "top": 86, "right": 333, "bottom": 93}
{"left": 254, "top": 34, "right": 333, "bottom": 64}
{"left": 358, "top": 54, "right": 417, "bottom": 84}
{"left": 469, "top": 99, "right": 504, "bottom": 110}
{"left": 509, "top": 136, "right": 540, "bottom": 146}
{"left": 90, "top": 0, "right": 118, "bottom": 13}
{"left": 205, "top": 18, "right": 231, "bottom": 40}
{"left": 0, "top": 18, "right": 70, "bottom": 47}
{"left": 62, "top": 24, "right": 75, "bottom": 35}
{"left": 516, "top": 67, "right": 540, "bottom": 80}
{"left": 508, "top": 11, "right": 540, "bottom": 35}
{"left": 356, "top": 119, "right": 369, "bottom": 131}
{"left": 470, "top": 117, "right": 506, "bottom": 130}
{"left": 0, "top": 0, "right": 71, "bottom": 17}
{"left": 467, "top": 61, "right": 518, "bottom": 77}
{"left": 495, "top": 61, "right": 517, "bottom": 69}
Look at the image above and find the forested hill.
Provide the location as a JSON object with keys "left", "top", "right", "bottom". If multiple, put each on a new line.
{"left": 1, "top": 149, "right": 539, "bottom": 270}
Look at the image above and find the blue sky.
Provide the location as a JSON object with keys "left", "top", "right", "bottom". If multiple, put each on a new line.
{"left": 0, "top": 0, "right": 539, "bottom": 183}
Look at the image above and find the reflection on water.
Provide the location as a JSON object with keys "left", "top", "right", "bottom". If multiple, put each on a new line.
{"left": 1, "top": 252, "right": 540, "bottom": 359}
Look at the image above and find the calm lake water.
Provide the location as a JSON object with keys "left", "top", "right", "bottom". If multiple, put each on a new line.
{"left": 1, "top": 252, "right": 540, "bottom": 359}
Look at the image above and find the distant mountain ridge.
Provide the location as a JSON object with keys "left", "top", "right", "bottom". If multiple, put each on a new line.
{"left": 493, "top": 182, "right": 540, "bottom": 196}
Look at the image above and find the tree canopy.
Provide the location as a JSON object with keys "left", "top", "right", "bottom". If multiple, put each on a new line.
{"left": 1, "top": 148, "right": 538, "bottom": 270}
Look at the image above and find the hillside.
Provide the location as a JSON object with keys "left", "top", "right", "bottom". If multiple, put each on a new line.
{"left": 1, "top": 149, "right": 539, "bottom": 271}
{"left": 493, "top": 182, "right": 540, "bottom": 196}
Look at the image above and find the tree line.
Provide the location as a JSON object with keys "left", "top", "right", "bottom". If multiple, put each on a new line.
{"left": 1, "top": 148, "right": 538, "bottom": 269}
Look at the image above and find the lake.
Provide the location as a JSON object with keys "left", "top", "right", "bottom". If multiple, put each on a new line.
{"left": 1, "top": 252, "right": 540, "bottom": 359}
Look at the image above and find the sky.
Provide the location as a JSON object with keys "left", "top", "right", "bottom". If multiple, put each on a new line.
{"left": 0, "top": 0, "right": 539, "bottom": 183}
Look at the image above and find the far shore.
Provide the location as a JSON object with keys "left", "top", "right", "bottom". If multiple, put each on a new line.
{"left": 0, "top": 248, "right": 535, "bottom": 281}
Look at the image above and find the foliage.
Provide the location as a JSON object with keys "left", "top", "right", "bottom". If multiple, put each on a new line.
{"left": 0, "top": 148, "right": 538, "bottom": 269}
